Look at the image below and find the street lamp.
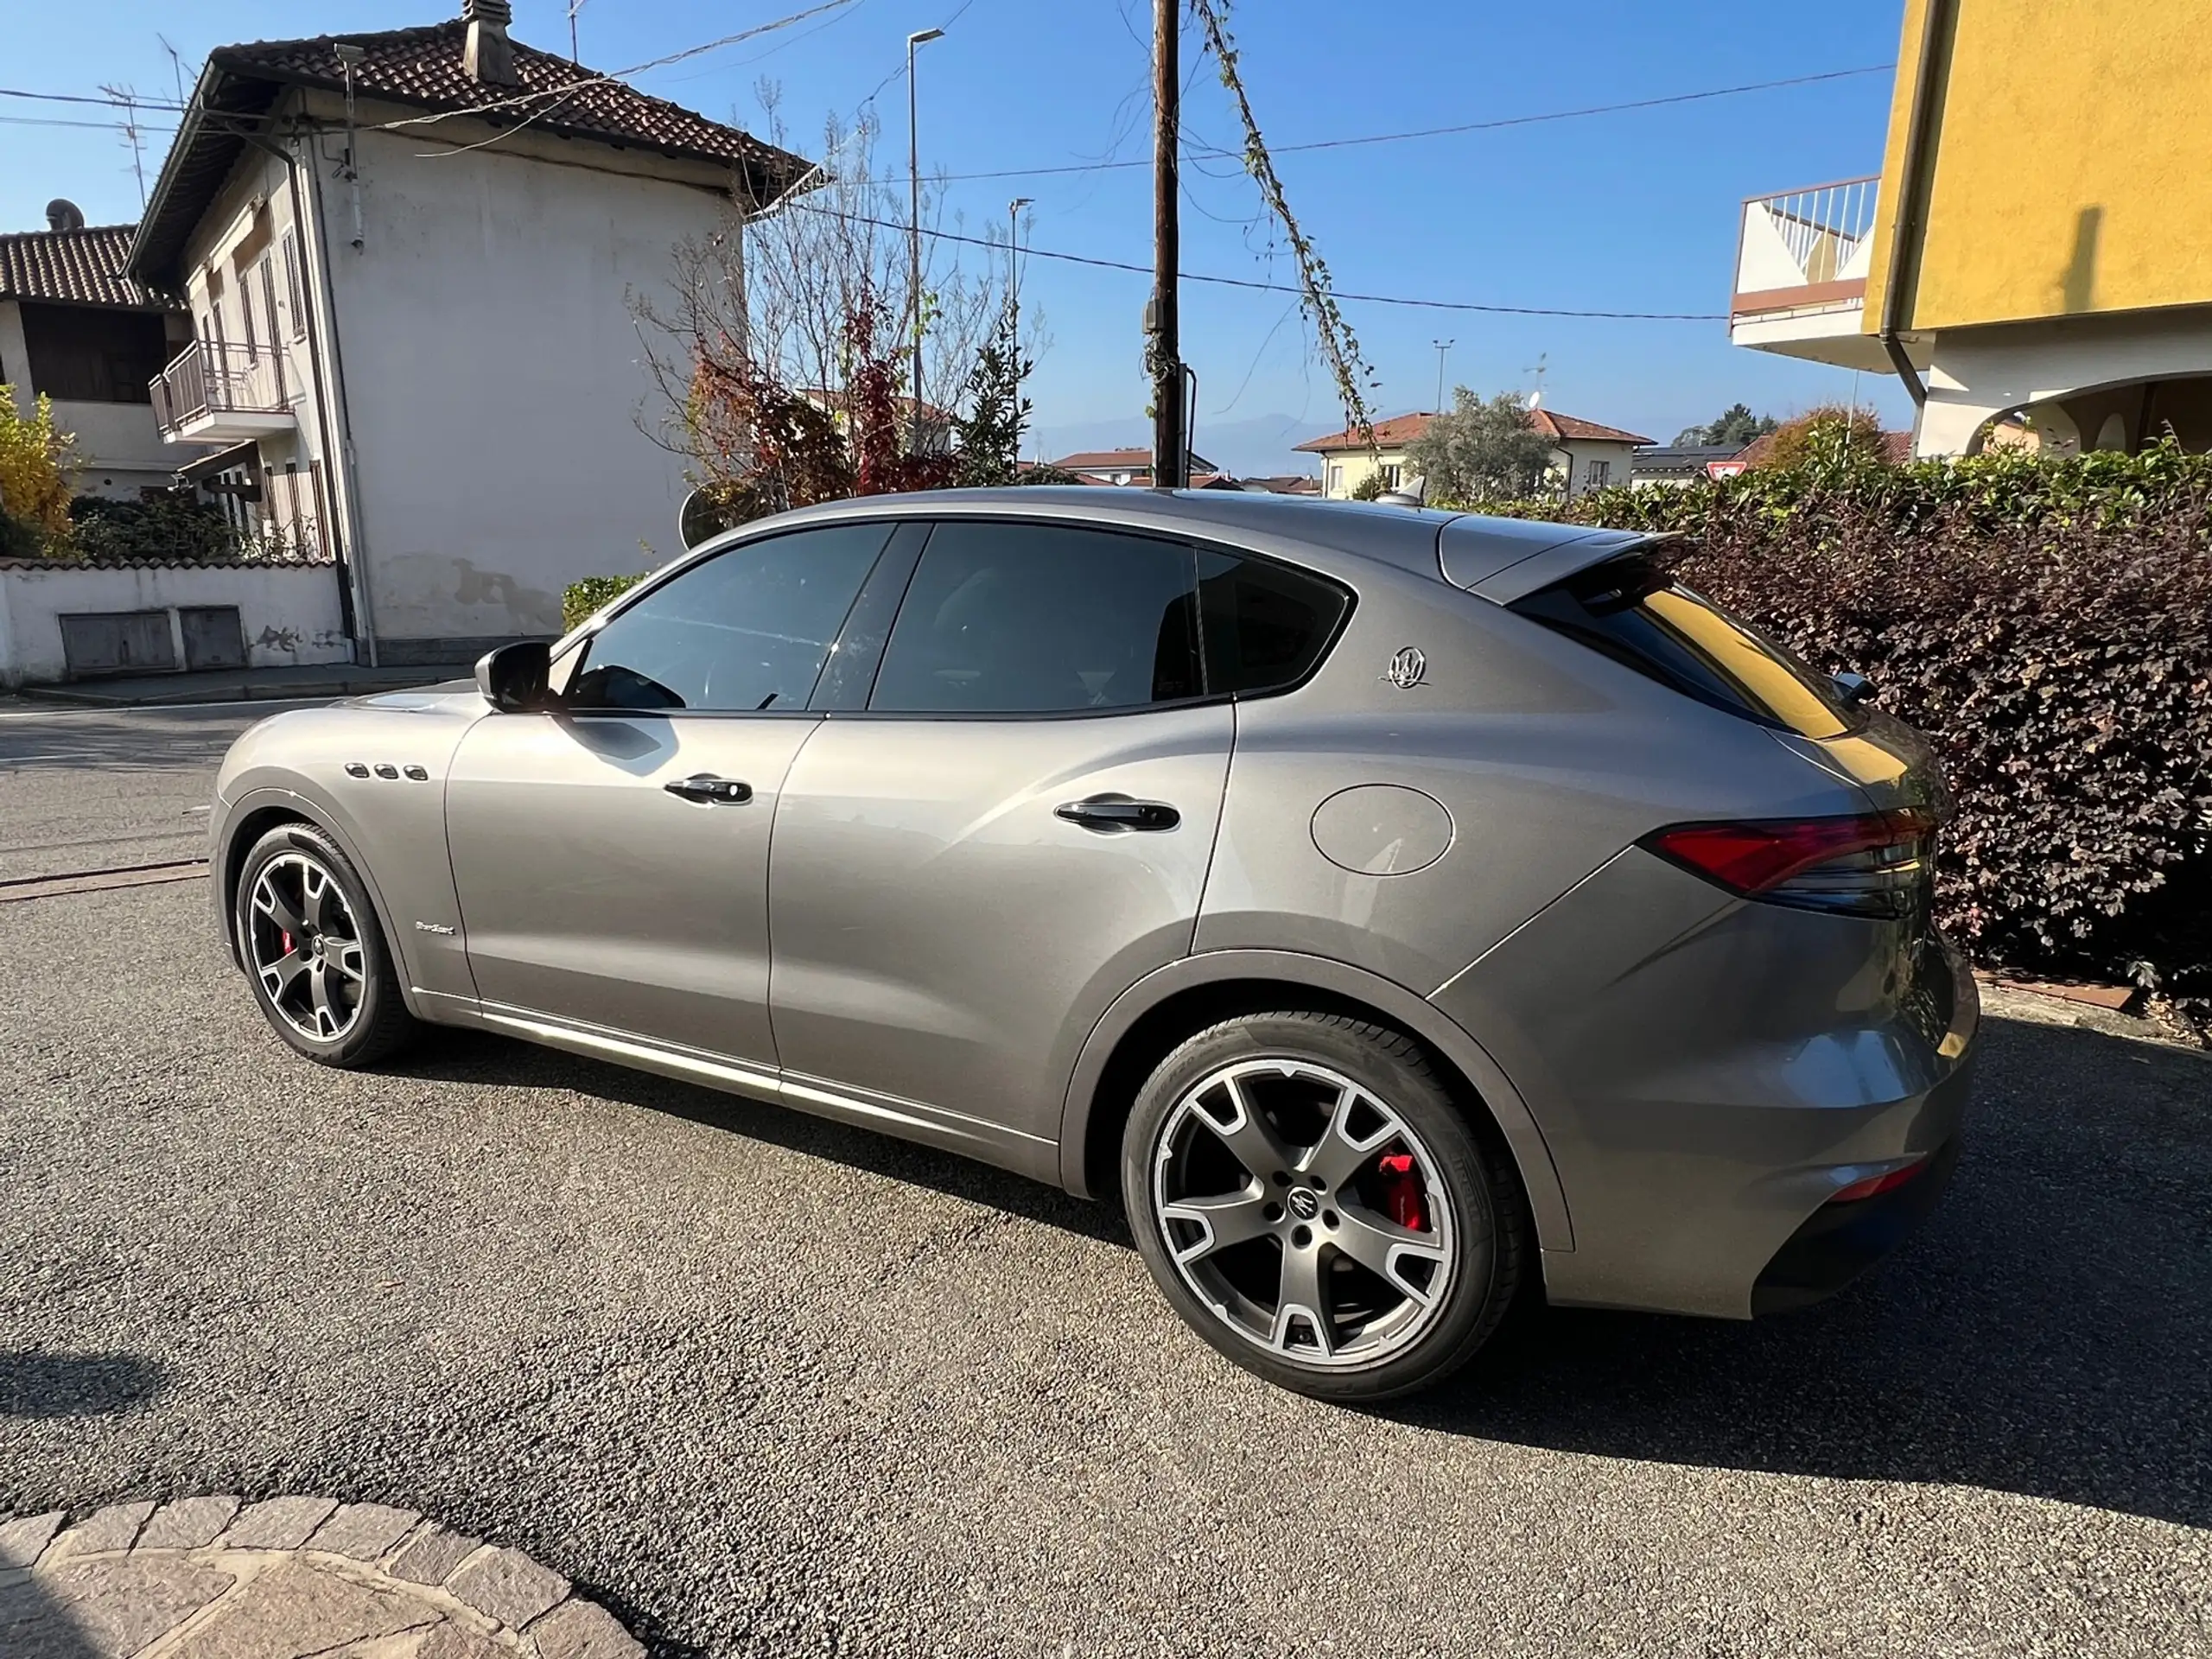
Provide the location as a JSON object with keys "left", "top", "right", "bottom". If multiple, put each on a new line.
{"left": 1008, "top": 196, "right": 1032, "bottom": 461}
{"left": 906, "top": 27, "right": 944, "bottom": 453}
{"left": 1432, "top": 339, "right": 1454, "bottom": 414}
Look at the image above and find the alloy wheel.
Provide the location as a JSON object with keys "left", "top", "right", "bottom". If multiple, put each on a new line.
{"left": 246, "top": 851, "right": 368, "bottom": 1042}
{"left": 1150, "top": 1058, "right": 1458, "bottom": 1368}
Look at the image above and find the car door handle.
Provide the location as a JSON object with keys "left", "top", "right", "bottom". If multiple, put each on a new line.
{"left": 1054, "top": 796, "right": 1180, "bottom": 833}
{"left": 664, "top": 774, "right": 753, "bottom": 804}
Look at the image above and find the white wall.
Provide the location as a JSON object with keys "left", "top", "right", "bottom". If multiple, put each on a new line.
{"left": 1918, "top": 307, "right": 2212, "bottom": 455}
{"left": 320, "top": 124, "right": 722, "bottom": 647}
{"left": 0, "top": 560, "right": 347, "bottom": 687}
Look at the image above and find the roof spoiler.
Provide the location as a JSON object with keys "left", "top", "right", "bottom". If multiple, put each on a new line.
{"left": 1436, "top": 514, "right": 1681, "bottom": 605}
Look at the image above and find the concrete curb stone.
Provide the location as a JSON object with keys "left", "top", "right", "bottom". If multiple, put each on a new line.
{"left": 0, "top": 1496, "right": 644, "bottom": 1658}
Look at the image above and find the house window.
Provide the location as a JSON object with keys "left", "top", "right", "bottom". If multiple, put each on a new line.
{"left": 1379, "top": 463, "right": 1402, "bottom": 490}
{"left": 1327, "top": 463, "right": 1344, "bottom": 496}
{"left": 1586, "top": 458, "right": 1611, "bottom": 488}
{"left": 281, "top": 230, "right": 308, "bottom": 341}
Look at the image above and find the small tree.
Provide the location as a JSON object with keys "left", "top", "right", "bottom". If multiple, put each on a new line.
{"left": 950, "top": 310, "right": 1031, "bottom": 488}
{"left": 1348, "top": 472, "right": 1386, "bottom": 501}
{"left": 1408, "top": 388, "right": 1557, "bottom": 504}
{"left": 0, "top": 389, "right": 76, "bottom": 551}
{"left": 1756, "top": 404, "right": 1891, "bottom": 471}
{"left": 1675, "top": 403, "right": 1778, "bottom": 448}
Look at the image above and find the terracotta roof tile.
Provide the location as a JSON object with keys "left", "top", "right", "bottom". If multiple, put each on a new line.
{"left": 1294, "top": 408, "right": 1654, "bottom": 452}
{"left": 208, "top": 22, "right": 804, "bottom": 180}
{"left": 1530, "top": 409, "right": 1653, "bottom": 445}
{"left": 0, "top": 224, "right": 166, "bottom": 309}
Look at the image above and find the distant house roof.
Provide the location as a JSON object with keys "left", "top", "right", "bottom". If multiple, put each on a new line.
{"left": 1630, "top": 444, "right": 1745, "bottom": 478}
{"left": 1293, "top": 413, "right": 1437, "bottom": 454}
{"left": 1529, "top": 409, "right": 1653, "bottom": 445}
{"left": 1238, "top": 474, "right": 1322, "bottom": 495}
{"left": 0, "top": 223, "right": 168, "bottom": 310}
{"left": 1052, "top": 446, "right": 1219, "bottom": 476}
{"left": 128, "top": 16, "right": 812, "bottom": 291}
{"left": 1295, "top": 408, "right": 1654, "bottom": 454}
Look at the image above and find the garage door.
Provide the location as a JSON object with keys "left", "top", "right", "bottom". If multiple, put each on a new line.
{"left": 58, "top": 611, "right": 176, "bottom": 677}
{"left": 181, "top": 605, "right": 247, "bottom": 670}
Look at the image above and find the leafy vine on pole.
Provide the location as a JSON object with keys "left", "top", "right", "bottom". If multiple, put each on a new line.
{"left": 1189, "top": 0, "right": 1377, "bottom": 449}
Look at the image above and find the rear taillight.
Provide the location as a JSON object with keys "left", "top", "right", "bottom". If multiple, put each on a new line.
{"left": 1827, "top": 1157, "right": 1929, "bottom": 1205}
{"left": 1643, "top": 810, "right": 1935, "bottom": 918}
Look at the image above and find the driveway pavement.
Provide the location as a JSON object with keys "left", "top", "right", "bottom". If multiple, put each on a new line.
{"left": 2, "top": 705, "right": 2208, "bottom": 1657}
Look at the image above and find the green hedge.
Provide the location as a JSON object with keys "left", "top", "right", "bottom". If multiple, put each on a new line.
{"left": 562, "top": 573, "right": 645, "bottom": 631}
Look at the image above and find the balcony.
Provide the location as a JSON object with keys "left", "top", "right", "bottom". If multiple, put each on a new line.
{"left": 1729, "top": 176, "right": 1892, "bottom": 371}
{"left": 150, "top": 340, "right": 297, "bottom": 444}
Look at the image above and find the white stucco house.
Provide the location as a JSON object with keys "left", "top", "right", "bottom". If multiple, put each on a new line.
{"left": 124, "top": 0, "right": 810, "bottom": 664}
{"left": 0, "top": 207, "right": 206, "bottom": 499}
{"left": 1295, "top": 406, "right": 1654, "bottom": 501}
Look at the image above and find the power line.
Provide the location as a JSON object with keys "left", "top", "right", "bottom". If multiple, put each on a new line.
{"left": 0, "top": 86, "right": 187, "bottom": 110}
{"left": 935, "top": 64, "right": 1896, "bottom": 182}
{"left": 792, "top": 199, "right": 1725, "bottom": 320}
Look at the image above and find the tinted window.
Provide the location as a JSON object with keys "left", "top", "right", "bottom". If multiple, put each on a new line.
{"left": 1196, "top": 550, "right": 1350, "bottom": 695}
{"left": 870, "top": 522, "right": 1202, "bottom": 714}
{"left": 567, "top": 524, "right": 888, "bottom": 713}
{"left": 1510, "top": 555, "right": 1853, "bottom": 739}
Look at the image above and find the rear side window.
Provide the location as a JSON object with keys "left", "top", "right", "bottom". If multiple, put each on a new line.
{"left": 1510, "top": 556, "right": 1854, "bottom": 739}
{"left": 1196, "top": 550, "right": 1350, "bottom": 695}
{"left": 870, "top": 522, "right": 1203, "bottom": 714}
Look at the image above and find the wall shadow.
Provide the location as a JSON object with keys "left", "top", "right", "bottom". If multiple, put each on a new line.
{"left": 2062, "top": 204, "right": 2103, "bottom": 314}
{"left": 391, "top": 1014, "right": 2209, "bottom": 1529}
{"left": 0, "top": 1351, "right": 166, "bottom": 1420}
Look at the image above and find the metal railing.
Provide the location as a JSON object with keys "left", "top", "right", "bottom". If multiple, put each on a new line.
{"left": 1742, "top": 176, "right": 1879, "bottom": 287}
{"left": 149, "top": 339, "right": 292, "bottom": 437}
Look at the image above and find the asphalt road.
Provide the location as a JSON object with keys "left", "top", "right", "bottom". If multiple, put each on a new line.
{"left": 3, "top": 703, "right": 2209, "bottom": 1657}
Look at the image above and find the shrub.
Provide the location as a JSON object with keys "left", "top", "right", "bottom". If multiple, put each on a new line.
{"left": 68, "top": 493, "right": 240, "bottom": 563}
{"left": 0, "top": 390, "right": 75, "bottom": 546}
{"left": 563, "top": 573, "right": 645, "bottom": 631}
{"left": 1444, "top": 441, "right": 2212, "bottom": 1020}
{"left": 1349, "top": 472, "right": 1386, "bottom": 501}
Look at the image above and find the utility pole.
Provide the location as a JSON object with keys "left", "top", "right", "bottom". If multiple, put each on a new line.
{"left": 1149, "top": 0, "right": 1187, "bottom": 490}
{"left": 907, "top": 28, "right": 944, "bottom": 455}
{"left": 1009, "top": 197, "right": 1032, "bottom": 461}
{"left": 1432, "top": 339, "right": 1453, "bottom": 414}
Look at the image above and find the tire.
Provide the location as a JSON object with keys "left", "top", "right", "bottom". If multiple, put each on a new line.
{"left": 1122, "top": 1011, "right": 1525, "bottom": 1402}
{"left": 233, "top": 821, "right": 418, "bottom": 1069}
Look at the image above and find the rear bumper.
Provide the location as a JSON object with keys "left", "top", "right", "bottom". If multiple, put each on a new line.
{"left": 1751, "top": 1131, "right": 1963, "bottom": 1315}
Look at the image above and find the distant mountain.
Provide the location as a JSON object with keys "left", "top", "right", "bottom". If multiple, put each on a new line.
{"left": 1030, "top": 412, "right": 1333, "bottom": 482}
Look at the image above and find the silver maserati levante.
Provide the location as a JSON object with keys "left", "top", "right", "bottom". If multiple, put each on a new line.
{"left": 211, "top": 490, "right": 1976, "bottom": 1400}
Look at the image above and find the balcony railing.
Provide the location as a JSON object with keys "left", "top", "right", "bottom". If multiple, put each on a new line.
{"left": 1732, "top": 175, "right": 1880, "bottom": 316}
{"left": 150, "top": 340, "right": 296, "bottom": 442}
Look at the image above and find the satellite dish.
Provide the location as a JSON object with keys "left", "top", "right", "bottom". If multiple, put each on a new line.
{"left": 679, "top": 487, "right": 734, "bottom": 550}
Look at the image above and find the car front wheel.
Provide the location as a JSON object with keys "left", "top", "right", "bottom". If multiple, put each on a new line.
{"left": 234, "top": 822, "right": 417, "bottom": 1068}
{"left": 1122, "top": 1012, "right": 1525, "bottom": 1402}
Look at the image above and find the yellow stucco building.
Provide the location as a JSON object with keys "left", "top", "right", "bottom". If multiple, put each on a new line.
{"left": 1729, "top": 0, "right": 2212, "bottom": 456}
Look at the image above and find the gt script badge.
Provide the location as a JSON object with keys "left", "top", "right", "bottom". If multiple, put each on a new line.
{"left": 1382, "top": 646, "right": 1427, "bottom": 690}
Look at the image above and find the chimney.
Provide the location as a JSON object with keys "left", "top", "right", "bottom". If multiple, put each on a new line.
{"left": 45, "top": 199, "right": 86, "bottom": 232}
{"left": 462, "top": 0, "right": 517, "bottom": 86}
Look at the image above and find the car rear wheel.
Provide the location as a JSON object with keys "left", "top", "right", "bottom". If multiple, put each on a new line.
{"left": 235, "top": 823, "right": 417, "bottom": 1068}
{"left": 1122, "top": 1012, "right": 1524, "bottom": 1402}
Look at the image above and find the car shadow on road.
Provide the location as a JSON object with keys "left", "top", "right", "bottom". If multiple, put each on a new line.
{"left": 0, "top": 1351, "right": 166, "bottom": 1420}
{"left": 394, "top": 1014, "right": 2209, "bottom": 1530}
{"left": 1402, "top": 1015, "right": 2212, "bottom": 1531}
{"left": 387, "top": 1028, "right": 1135, "bottom": 1249}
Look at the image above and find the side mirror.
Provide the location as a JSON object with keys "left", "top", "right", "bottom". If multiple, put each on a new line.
{"left": 1832, "top": 670, "right": 1876, "bottom": 708}
{"left": 475, "top": 640, "right": 551, "bottom": 712}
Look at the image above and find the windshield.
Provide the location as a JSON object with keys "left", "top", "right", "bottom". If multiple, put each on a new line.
{"left": 1510, "top": 556, "right": 1855, "bottom": 740}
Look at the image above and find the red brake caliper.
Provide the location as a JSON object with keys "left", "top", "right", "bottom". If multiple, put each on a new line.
{"left": 1376, "top": 1152, "right": 1427, "bottom": 1230}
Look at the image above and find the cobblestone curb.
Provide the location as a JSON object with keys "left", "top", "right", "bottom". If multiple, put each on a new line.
{"left": 0, "top": 1497, "right": 642, "bottom": 1658}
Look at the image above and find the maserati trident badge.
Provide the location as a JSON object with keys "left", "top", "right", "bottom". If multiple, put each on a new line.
{"left": 1383, "top": 646, "right": 1427, "bottom": 690}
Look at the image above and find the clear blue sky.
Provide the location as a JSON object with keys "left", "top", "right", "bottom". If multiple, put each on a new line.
{"left": 3, "top": 0, "right": 1914, "bottom": 465}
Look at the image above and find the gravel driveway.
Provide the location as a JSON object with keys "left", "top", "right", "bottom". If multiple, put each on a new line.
{"left": 3, "top": 704, "right": 2208, "bottom": 1656}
